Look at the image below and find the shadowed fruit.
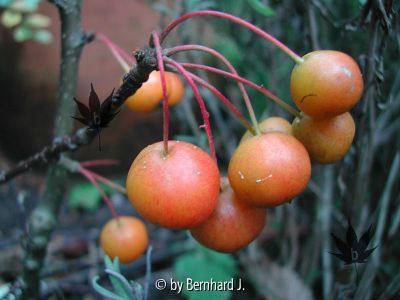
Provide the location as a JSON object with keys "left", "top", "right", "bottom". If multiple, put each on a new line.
{"left": 191, "top": 177, "right": 267, "bottom": 253}
{"left": 126, "top": 141, "right": 220, "bottom": 229}
{"left": 228, "top": 132, "right": 311, "bottom": 207}
{"left": 290, "top": 50, "right": 364, "bottom": 119}
{"left": 124, "top": 71, "right": 185, "bottom": 112}
{"left": 165, "top": 72, "right": 185, "bottom": 107}
{"left": 100, "top": 216, "right": 148, "bottom": 263}
{"left": 124, "top": 71, "right": 163, "bottom": 112}
{"left": 292, "top": 112, "right": 355, "bottom": 164}
{"left": 241, "top": 116, "right": 292, "bottom": 142}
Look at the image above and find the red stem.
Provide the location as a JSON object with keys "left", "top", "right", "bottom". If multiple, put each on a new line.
{"left": 163, "top": 57, "right": 217, "bottom": 161}
{"left": 181, "top": 63, "right": 301, "bottom": 117}
{"left": 159, "top": 10, "right": 303, "bottom": 64}
{"left": 187, "top": 72, "right": 255, "bottom": 134}
{"left": 166, "top": 44, "right": 260, "bottom": 135}
{"left": 91, "top": 173, "right": 127, "bottom": 195}
{"left": 79, "top": 168, "right": 119, "bottom": 219}
{"left": 96, "top": 32, "right": 134, "bottom": 65}
{"left": 152, "top": 31, "right": 170, "bottom": 156}
{"left": 80, "top": 159, "right": 120, "bottom": 168}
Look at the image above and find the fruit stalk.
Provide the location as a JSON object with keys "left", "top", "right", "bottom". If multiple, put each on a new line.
{"left": 80, "top": 159, "right": 120, "bottom": 168}
{"left": 158, "top": 10, "right": 303, "bottom": 65}
{"left": 187, "top": 72, "right": 255, "bottom": 133}
{"left": 79, "top": 168, "right": 120, "bottom": 219}
{"left": 151, "top": 31, "right": 170, "bottom": 155}
{"left": 181, "top": 62, "right": 301, "bottom": 117}
{"left": 166, "top": 44, "right": 260, "bottom": 135}
{"left": 163, "top": 57, "right": 217, "bottom": 160}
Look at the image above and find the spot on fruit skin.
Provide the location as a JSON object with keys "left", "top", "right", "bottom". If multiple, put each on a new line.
{"left": 341, "top": 66, "right": 355, "bottom": 94}
{"left": 255, "top": 174, "right": 273, "bottom": 183}
{"left": 238, "top": 170, "right": 245, "bottom": 180}
{"left": 301, "top": 94, "right": 317, "bottom": 104}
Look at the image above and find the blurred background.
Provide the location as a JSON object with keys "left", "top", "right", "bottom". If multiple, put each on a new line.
{"left": 0, "top": 0, "right": 399, "bottom": 299}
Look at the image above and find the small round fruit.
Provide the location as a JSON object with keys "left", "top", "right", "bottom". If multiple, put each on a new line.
{"left": 290, "top": 50, "right": 364, "bottom": 118}
{"left": 241, "top": 116, "right": 292, "bottom": 142}
{"left": 126, "top": 141, "right": 220, "bottom": 229}
{"left": 228, "top": 132, "right": 311, "bottom": 207}
{"left": 124, "top": 71, "right": 163, "bottom": 112}
{"left": 166, "top": 72, "right": 185, "bottom": 107}
{"left": 100, "top": 216, "right": 148, "bottom": 263}
{"left": 191, "top": 177, "right": 267, "bottom": 253}
{"left": 292, "top": 112, "right": 355, "bottom": 164}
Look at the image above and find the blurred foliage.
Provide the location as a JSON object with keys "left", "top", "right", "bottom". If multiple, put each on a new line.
{"left": 92, "top": 256, "right": 147, "bottom": 300}
{"left": 67, "top": 182, "right": 103, "bottom": 212}
{"left": 67, "top": 180, "right": 121, "bottom": 212}
{"left": 0, "top": 0, "right": 53, "bottom": 44}
{"left": 174, "top": 243, "right": 237, "bottom": 300}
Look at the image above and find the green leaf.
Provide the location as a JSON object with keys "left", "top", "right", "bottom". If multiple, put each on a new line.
{"left": 0, "top": 0, "right": 12, "bottom": 7}
{"left": 91, "top": 276, "right": 125, "bottom": 300}
{"left": 24, "top": 0, "right": 41, "bottom": 9}
{"left": 174, "top": 244, "right": 237, "bottom": 300}
{"left": 0, "top": 284, "right": 11, "bottom": 298}
{"left": 247, "top": 0, "right": 275, "bottom": 17}
{"left": 214, "top": 37, "right": 243, "bottom": 67}
{"left": 10, "top": 0, "right": 40, "bottom": 12}
{"left": 104, "top": 258, "right": 135, "bottom": 300}
{"left": 67, "top": 182, "right": 102, "bottom": 211}
{"left": 24, "top": 13, "right": 51, "bottom": 28}
{"left": 13, "top": 25, "right": 33, "bottom": 42}
{"left": 106, "top": 269, "right": 136, "bottom": 299}
{"left": 32, "top": 29, "right": 53, "bottom": 44}
{"left": 1, "top": 10, "right": 22, "bottom": 28}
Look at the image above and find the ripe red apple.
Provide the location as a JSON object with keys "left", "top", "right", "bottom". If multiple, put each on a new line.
{"left": 126, "top": 141, "right": 220, "bottom": 229}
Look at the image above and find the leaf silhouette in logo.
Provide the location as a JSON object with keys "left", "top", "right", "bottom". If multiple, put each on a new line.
{"left": 73, "top": 84, "right": 119, "bottom": 150}
{"left": 330, "top": 219, "right": 377, "bottom": 265}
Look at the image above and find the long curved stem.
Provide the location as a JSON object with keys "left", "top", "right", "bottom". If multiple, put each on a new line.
{"left": 163, "top": 57, "right": 216, "bottom": 161}
{"left": 90, "top": 172, "right": 127, "bottom": 195}
{"left": 166, "top": 44, "right": 260, "bottom": 135}
{"left": 80, "top": 159, "right": 120, "bottom": 168}
{"left": 96, "top": 32, "right": 134, "bottom": 64}
{"left": 151, "top": 31, "right": 170, "bottom": 156}
{"left": 96, "top": 33, "right": 132, "bottom": 72}
{"left": 159, "top": 10, "right": 303, "bottom": 64}
{"left": 181, "top": 63, "right": 301, "bottom": 117}
{"left": 79, "top": 168, "right": 119, "bottom": 219}
{"left": 187, "top": 72, "right": 255, "bottom": 134}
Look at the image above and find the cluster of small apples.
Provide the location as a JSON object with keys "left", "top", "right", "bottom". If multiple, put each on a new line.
{"left": 124, "top": 70, "right": 185, "bottom": 112}
{"left": 100, "top": 50, "right": 364, "bottom": 262}
{"left": 290, "top": 50, "right": 362, "bottom": 164}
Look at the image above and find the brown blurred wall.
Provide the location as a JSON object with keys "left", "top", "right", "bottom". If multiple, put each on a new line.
{"left": 0, "top": 0, "right": 166, "bottom": 171}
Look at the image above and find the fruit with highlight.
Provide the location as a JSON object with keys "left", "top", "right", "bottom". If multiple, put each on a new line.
{"left": 228, "top": 132, "right": 311, "bottom": 207}
{"left": 100, "top": 216, "right": 148, "bottom": 263}
{"left": 290, "top": 50, "right": 363, "bottom": 119}
{"left": 126, "top": 141, "right": 220, "bottom": 229}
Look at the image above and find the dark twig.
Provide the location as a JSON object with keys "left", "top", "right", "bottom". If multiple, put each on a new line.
{"left": 0, "top": 46, "right": 158, "bottom": 186}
